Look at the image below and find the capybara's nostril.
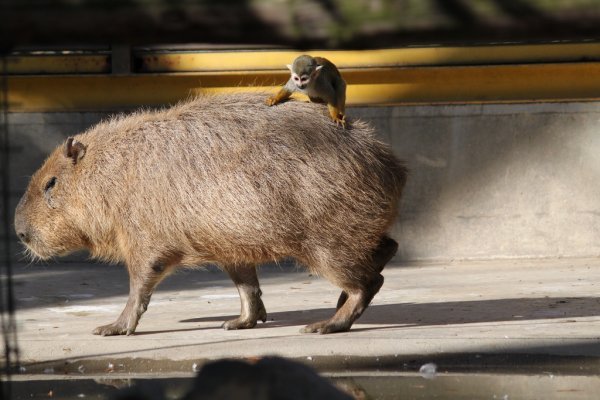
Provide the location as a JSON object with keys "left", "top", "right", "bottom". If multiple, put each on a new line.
{"left": 17, "top": 231, "right": 29, "bottom": 243}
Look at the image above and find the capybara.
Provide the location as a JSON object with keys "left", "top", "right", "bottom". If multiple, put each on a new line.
{"left": 14, "top": 92, "right": 407, "bottom": 335}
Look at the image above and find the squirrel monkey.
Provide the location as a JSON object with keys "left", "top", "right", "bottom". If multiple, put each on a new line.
{"left": 266, "top": 55, "right": 347, "bottom": 127}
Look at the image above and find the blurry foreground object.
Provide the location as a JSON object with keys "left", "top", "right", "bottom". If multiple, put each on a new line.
{"left": 114, "top": 357, "right": 353, "bottom": 400}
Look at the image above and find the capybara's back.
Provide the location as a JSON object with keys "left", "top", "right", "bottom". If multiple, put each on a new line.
{"left": 15, "top": 92, "right": 407, "bottom": 335}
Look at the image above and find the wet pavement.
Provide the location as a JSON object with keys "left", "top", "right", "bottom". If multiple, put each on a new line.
{"left": 5, "top": 257, "right": 600, "bottom": 385}
{"left": 7, "top": 371, "right": 600, "bottom": 400}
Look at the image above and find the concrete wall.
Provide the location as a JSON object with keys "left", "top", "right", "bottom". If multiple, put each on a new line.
{"left": 3, "top": 102, "right": 600, "bottom": 262}
{"left": 361, "top": 102, "right": 600, "bottom": 261}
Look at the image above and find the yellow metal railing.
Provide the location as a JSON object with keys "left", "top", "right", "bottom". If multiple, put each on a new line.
{"left": 3, "top": 43, "right": 600, "bottom": 112}
{"left": 135, "top": 44, "right": 600, "bottom": 72}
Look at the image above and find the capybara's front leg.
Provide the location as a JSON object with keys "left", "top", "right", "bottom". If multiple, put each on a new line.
{"left": 222, "top": 265, "right": 267, "bottom": 330}
{"left": 93, "top": 262, "right": 166, "bottom": 336}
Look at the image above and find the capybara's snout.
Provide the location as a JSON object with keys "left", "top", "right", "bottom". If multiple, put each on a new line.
{"left": 14, "top": 198, "right": 30, "bottom": 244}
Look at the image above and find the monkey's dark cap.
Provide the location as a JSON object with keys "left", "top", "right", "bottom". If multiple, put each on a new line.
{"left": 292, "top": 55, "right": 318, "bottom": 73}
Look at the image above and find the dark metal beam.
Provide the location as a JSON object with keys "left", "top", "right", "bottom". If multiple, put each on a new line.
{"left": 1, "top": 1, "right": 600, "bottom": 50}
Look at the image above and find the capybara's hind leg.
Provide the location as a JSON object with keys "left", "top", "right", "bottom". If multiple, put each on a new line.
{"left": 372, "top": 236, "right": 398, "bottom": 272}
{"left": 336, "top": 236, "right": 398, "bottom": 310}
{"left": 223, "top": 265, "right": 267, "bottom": 330}
{"left": 336, "top": 291, "right": 348, "bottom": 310}
{"left": 302, "top": 274, "right": 384, "bottom": 334}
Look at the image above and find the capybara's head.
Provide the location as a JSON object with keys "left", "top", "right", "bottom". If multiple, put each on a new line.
{"left": 15, "top": 137, "right": 88, "bottom": 260}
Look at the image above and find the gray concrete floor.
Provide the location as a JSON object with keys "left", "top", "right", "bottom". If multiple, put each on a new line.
{"left": 8, "top": 257, "right": 600, "bottom": 373}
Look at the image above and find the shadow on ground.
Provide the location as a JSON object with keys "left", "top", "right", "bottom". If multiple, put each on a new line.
{"left": 173, "top": 297, "right": 600, "bottom": 332}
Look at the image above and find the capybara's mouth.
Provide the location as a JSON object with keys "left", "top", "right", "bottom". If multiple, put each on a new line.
{"left": 20, "top": 239, "right": 59, "bottom": 261}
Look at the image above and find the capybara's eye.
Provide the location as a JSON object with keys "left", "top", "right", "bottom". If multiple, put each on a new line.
{"left": 44, "top": 177, "right": 57, "bottom": 192}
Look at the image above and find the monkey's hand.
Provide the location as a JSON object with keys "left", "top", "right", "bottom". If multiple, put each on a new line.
{"left": 266, "top": 88, "right": 292, "bottom": 106}
{"left": 265, "top": 96, "right": 278, "bottom": 106}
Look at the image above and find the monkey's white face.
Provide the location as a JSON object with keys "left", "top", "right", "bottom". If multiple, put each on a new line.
{"left": 291, "top": 73, "right": 311, "bottom": 90}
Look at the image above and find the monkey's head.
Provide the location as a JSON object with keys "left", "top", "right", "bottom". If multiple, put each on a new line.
{"left": 287, "top": 55, "right": 322, "bottom": 90}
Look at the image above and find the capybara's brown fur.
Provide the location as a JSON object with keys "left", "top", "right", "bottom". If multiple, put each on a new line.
{"left": 14, "top": 92, "right": 407, "bottom": 335}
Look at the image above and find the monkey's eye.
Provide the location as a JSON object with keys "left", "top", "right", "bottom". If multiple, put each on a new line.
{"left": 301, "top": 77, "right": 309, "bottom": 83}
{"left": 44, "top": 177, "right": 57, "bottom": 193}
{"left": 293, "top": 76, "right": 300, "bottom": 82}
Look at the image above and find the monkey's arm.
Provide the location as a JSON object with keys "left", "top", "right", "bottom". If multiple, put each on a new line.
{"left": 266, "top": 79, "right": 295, "bottom": 106}
{"left": 325, "top": 76, "right": 347, "bottom": 128}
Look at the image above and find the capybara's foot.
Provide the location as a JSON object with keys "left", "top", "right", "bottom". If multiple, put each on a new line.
{"left": 307, "top": 275, "right": 385, "bottom": 335}
{"left": 222, "top": 317, "right": 258, "bottom": 330}
{"left": 301, "top": 319, "right": 351, "bottom": 334}
{"left": 93, "top": 321, "right": 135, "bottom": 336}
{"left": 222, "top": 301, "right": 267, "bottom": 330}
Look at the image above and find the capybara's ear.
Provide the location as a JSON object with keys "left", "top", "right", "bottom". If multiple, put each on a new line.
{"left": 64, "top": 137, "right": 86, "bottom": 165}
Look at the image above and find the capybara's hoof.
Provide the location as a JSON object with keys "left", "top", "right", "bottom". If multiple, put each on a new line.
{"left": 300, "top": 320, "right": 351, "bottom": 334}
{"left": 222, "top": 302, "right": 267, "bottom": 330}
{"left": 222, "top": 318, "right": 258, "bottom": 330}
{"left": 258, "top": 301, "right": 267, "bottom": 323}
{"left": 93, "top": 322, "right": 132, "bottom": 336}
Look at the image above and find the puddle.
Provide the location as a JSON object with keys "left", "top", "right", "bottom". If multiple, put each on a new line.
{"left": 8, "top": 373, "right": 600, "bottom": 399}
{"left": 331, "top": 374, "right": 600, "bottom": 399}
{"left": 9, "top": 354, "right": 600, "bottom": 399}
